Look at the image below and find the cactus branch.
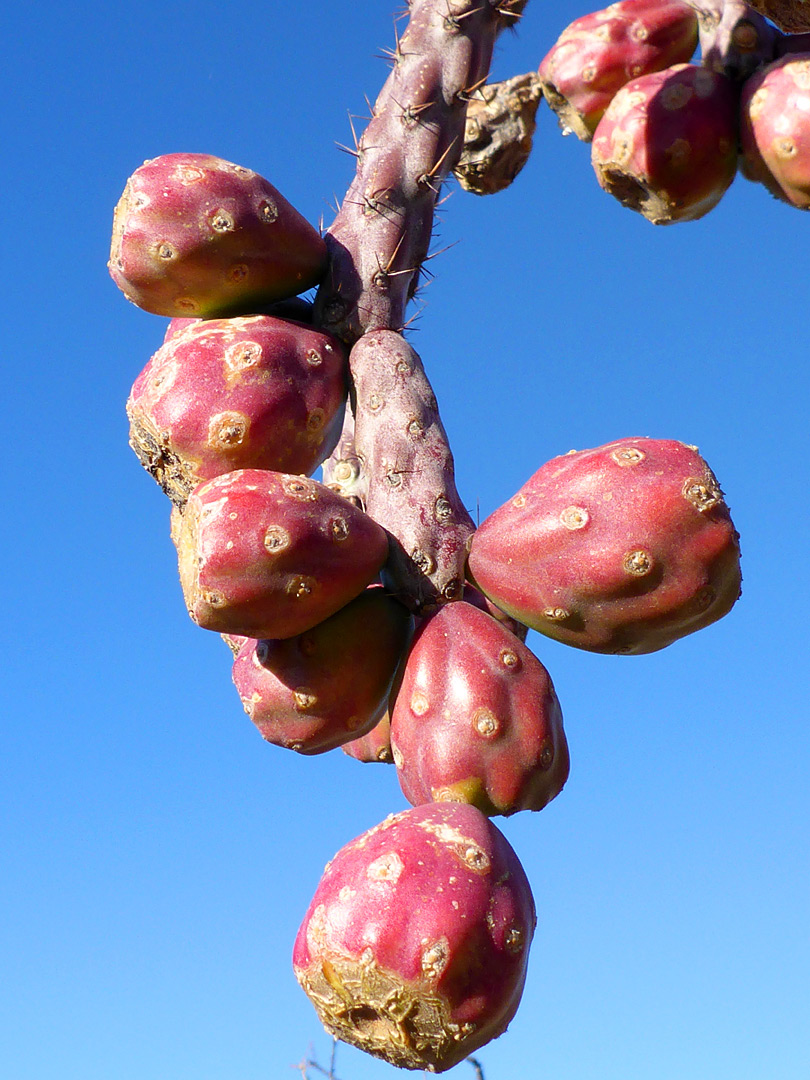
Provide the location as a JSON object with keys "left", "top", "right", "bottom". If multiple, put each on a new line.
{"left": 315, "top": 0, "right": 529, "bottom": 340}
{"left": 312, "top": 0, "right": 527, "bottom": 611}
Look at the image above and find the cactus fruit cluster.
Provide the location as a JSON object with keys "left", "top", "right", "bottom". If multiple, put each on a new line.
{"left": 108, "top": 0, "right": 778, "bottom": 1072}
{"left": 538, "top": 0, "right": 810, "bottom": 221}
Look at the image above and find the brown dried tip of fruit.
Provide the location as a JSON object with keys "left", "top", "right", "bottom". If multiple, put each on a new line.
{"left": 591, "top": 64, "right": 739, "bottom": 224}
{"left": 109, "top": 153, "right": 327, "bottom": 317}
{"left": 747, "top": 0, "right": 810, "bottom": 33}
{"left": 293, "top": 802, "right": 535, "bottom": 1072}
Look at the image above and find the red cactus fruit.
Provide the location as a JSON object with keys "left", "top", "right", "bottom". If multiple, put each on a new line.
{"left": 467, "top": 438, "right": 742, "bottom": 655}
{"left": 538, "top": 0, "right": 698, "bottom": 140}
{"left": 175, "top": 469, "right": 389, "bottom": 639}
{"left": 109, "top": 153, "right": 327, "bottom": 316}
{"left": 740, "top": 54, "right": 810, "bottom": 209}
{"left": 127, "top": 315, "right": 348, "bottom": 505}
{"left": 342, "top": 711, "right": 394, "bottom": 763}
{"left": 293, "top": 802, "right": 536, "bottom": 1072}
{"left": 389, "top": 602, "right": 568, "bottom": 817}
{"left": 591, "top": 64, "right": 739, "bottom": 223}
{"left": 231, "top": 588, "right": 412, "bottom": 755}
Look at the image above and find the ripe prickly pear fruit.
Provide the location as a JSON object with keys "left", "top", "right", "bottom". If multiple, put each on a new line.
{"left": 175, "top": 469, "right": 389, "bottom": 640}
{"left": 293, "top": 802, "right": 535, "bottom": 1072}
{"left": 467, "top": 438, "right": 741, "bottom": 655}
{"left": 342, "top": 711, "right": 394, "bottom": 763}
{"left": 231, "top": 587, "right": 412, "bottom": 755}
{"left": 538, "top": 0, "right": 698, "bottom": 140}
{"left": 389, "top": 602, "right": 568, "bottom": 816}
{"left": 740, "top": 54, "right": 810, "bottom": 209}
{"left": 109, "top": 153, "right": 327, "bottom": 317}
{"left": 127, "top": 315, "right": 347, "bottom": 506}
{"left": 591, "top": 64, "right": 739, "bottom": 223}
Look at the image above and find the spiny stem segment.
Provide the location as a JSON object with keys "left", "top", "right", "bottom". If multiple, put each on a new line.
{"left": 315, "top": 0, "right": 529, "bottom": 341}
{"left": 313, "top": 0, "right": 528, "bottom": 611}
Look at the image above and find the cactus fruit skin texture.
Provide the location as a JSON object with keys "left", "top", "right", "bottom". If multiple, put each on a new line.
{"left": 175, "top": 469, "right": 389, "bottom": 640}
{"left": 740, "top": 53, "right": 810, "bottom": 208}
{"left": 293, "top": 802, "right": 535, "bottom": 1073}
{"left": 390, "top": 602, "right": 569, "bottom": 817}
{"left": 109, "top": 153, "right": 327, "bottom": 317}
{"left": 591, "top": 63, "right": 739, "bottom": 223}
{"left": 538, "top": 0, "right": 699, "bottom": 141}
{"left": 127, "top": 316, "right": 348, "bottom": 507}
{"left": 231, "top": 587, "right": 412, "bottom": 755}
{"left": 467, "top": 438, "right": 741, "bottom": 655}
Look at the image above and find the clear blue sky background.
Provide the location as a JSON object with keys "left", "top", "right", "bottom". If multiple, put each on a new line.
{"left": 2, "top": 2, "right": 808, "bottom": 1078}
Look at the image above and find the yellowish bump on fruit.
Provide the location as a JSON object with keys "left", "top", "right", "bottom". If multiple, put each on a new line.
{"left": 293, "top": 687, "right": 318, "bottom": 712}
{"left": 662, "top": 82, "right": 693, "bottom": 110}
{"left": 611, "top": 446, "right": 646, "bottom": 466}
{"left": 263, "top": 525, "right": 291, "bottom": 554}
{"left": 410, "top": 691, "right": 430, "bottom": 716}
{"left": 208, "top": 411, "right": 249, "bottom": 450}
{"left": 560, "top": 505, "right": 589, "bottom": 530}
{"left": 623, "top": 549, "right": 654, "bottom": 576}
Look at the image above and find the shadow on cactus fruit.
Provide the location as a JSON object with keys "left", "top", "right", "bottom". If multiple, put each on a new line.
{"left": 467, "top": 437, "right": 742, "bottom": 655}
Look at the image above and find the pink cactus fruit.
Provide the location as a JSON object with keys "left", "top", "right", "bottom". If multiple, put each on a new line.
{"left": 591, "top": 64, "right": 739, "bottom": 223}
{"left": 231, "top": 587, "right": 412, "bottom": 755}
{"left": 127, "top": 315, "right": 348, "bottom": 506}
{"left": 109, "top": 153, "right": 327, "bottom": 316}
{"left": 175, "top": 469, "right": 389, "bottom": 640}
{"left": 342, "top": 711, "right": 394, "bottom": 764}
{"left": 467, "top": 438, "right": 742, "bottom": 655}
{"left": 740, "top": 54, "right": 810, "bottom": 209}
{"left": 389, "top": 602, "right": 568, "bottom": 817}
{"left": 538, "top": 0, "right": 698, "bottom": 140}
{"left": 293, "top": 802, "right": 536, "bottom": 1072}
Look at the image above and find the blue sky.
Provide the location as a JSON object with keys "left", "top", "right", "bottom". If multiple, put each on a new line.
{"left": 2, "top": 2, "right": 809, "bottom": 1078}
